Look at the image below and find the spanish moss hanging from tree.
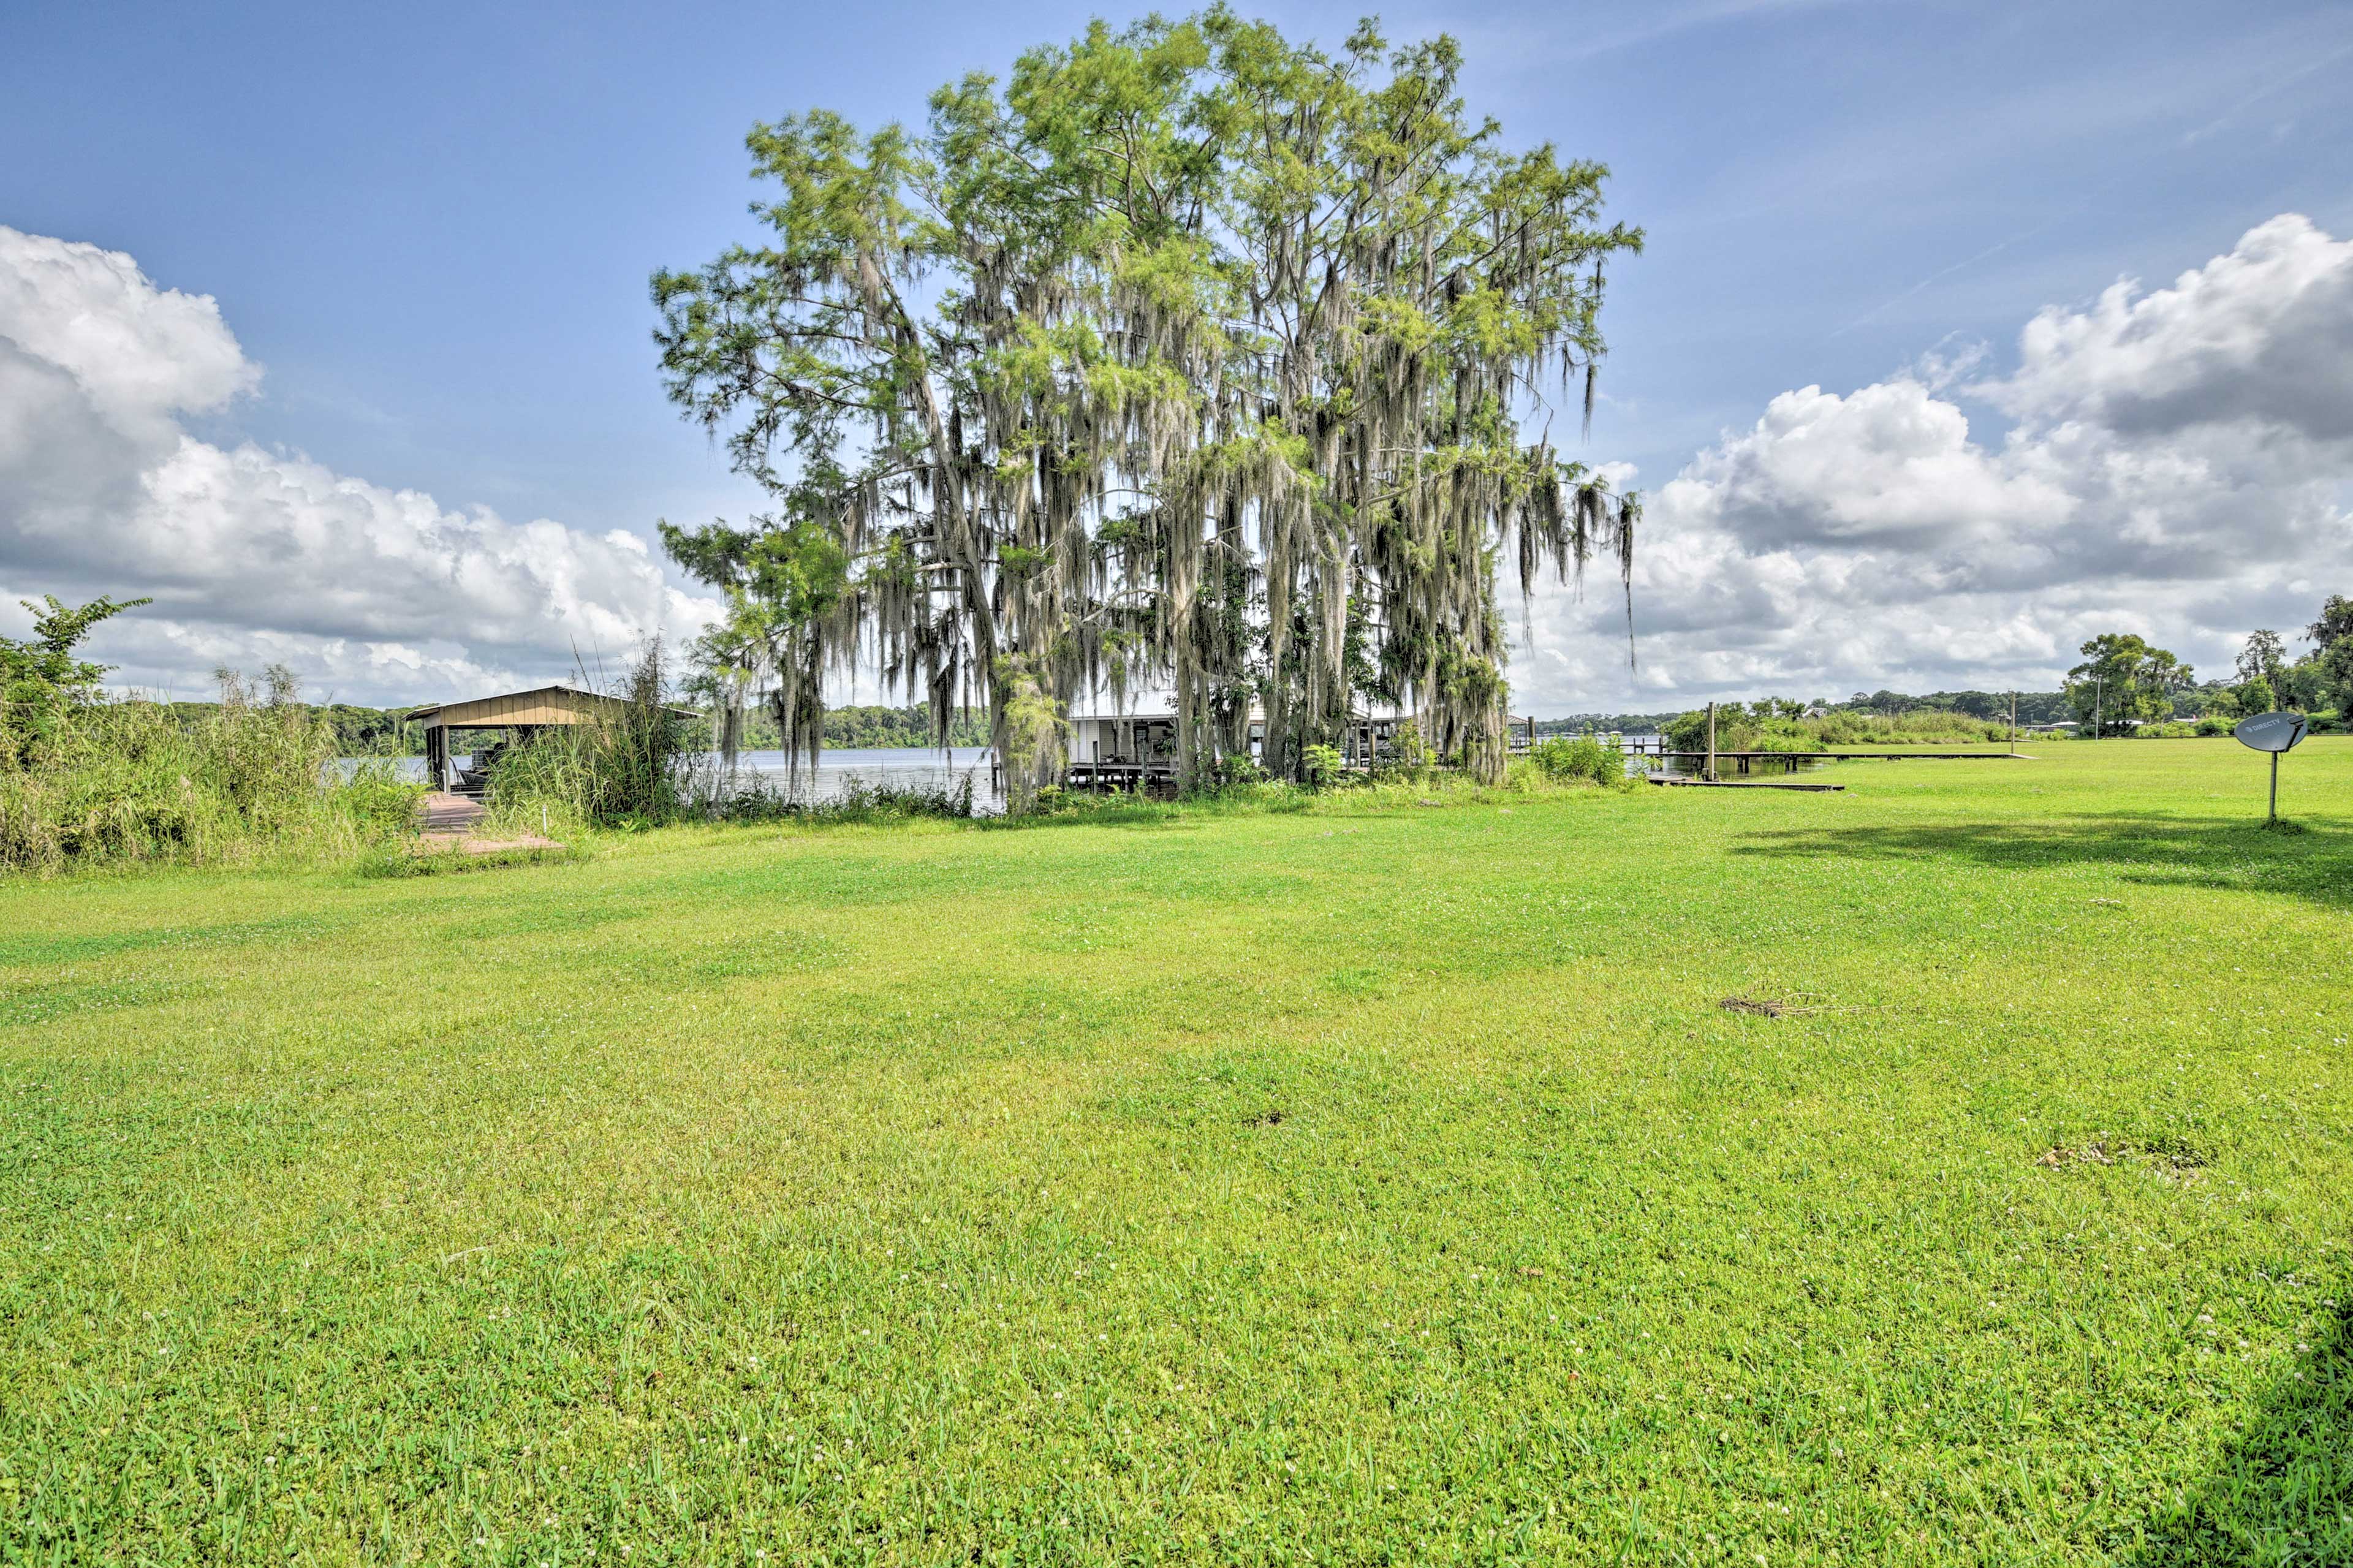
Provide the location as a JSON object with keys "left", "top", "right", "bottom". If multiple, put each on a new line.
{"left": 651, "top": 7, "right": 1642, "bottom": 808}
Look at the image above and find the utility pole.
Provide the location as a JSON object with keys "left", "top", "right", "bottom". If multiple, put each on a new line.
{"left": 2094, "top": 674, "right": 2103, "bottom": 740}
{"left": 2010, "top": 691, "right": 2018, "bottom": 755}
{"left": 1705, "top": 700, "right": 1718, "bottom": 782}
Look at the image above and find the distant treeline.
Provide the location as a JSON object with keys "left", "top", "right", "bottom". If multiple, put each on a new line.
{"left": 688, "top": 703, "right": 991, "bottom": 752}
{"left": 1534, "top": 690, "right": 2072, "bottom": 734}
{"left": 1831, "top": 689, "right": 2074, "bottom": 724}
{"left": 147, "top": 702, "right": 425, "bottom": 755}
{"left": 1532, "top": 713, "right": 1682, "bottom": 737}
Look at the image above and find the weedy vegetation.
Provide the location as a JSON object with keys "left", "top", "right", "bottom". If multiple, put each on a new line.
{"left": 1, "top": 596, "right": 421, "bottom": 874}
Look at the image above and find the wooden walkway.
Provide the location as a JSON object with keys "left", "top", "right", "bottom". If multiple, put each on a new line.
{"left": 414, "top": 792, "right": 563, "bottom": 856}
{"left": 1635, "top": 748, "right": 2033, "bottom": 778}
{"left": 419, "top": 792, "right": 485, "bottom": 833}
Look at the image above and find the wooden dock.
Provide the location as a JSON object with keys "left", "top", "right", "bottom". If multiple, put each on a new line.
{"left": 1635, "top": 749, "right": 2033, "bottom": 777}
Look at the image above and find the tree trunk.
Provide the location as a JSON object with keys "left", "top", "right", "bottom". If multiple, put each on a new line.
{"left": 1474, "top": 702, "right": 1506, "bottom": 784}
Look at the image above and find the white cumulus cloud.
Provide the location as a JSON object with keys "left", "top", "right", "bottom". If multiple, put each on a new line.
{"left": 1522, "top": 213, "right": 2353, "bottom": 706}
{"left": 0, "top": 226, "right": 717, "bottom": 704}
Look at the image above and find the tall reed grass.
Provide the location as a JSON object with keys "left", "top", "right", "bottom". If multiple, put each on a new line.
{"left": 482, "top": 643, "right": 692, "bottom": 833}
{"left": 0, "top": 671, "right": 422, "bottom": 874}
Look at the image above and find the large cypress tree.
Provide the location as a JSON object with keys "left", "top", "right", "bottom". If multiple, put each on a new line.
{"left": 653, "top": 8, "right": 1641, "bottom": 806}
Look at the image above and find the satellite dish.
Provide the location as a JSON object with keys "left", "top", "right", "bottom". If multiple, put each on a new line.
{"left": 2234, "top": 711, "right": 2309, "bottom": 754}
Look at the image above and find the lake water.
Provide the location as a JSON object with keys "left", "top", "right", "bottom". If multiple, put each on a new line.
{"left": 355, "top": 743, "right": 1665, "bottom": 797}
{"left": 352, "top": 747, "right": 1006, "bottom": 811}
{"left": 722, "top": 747, "right": 1003, "bottom": 810}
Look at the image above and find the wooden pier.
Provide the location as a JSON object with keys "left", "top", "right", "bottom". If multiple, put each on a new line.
{"left": 1063, "top": 761, "right": 1177, "bottom": 793}
{"left": 1631, "top": 748, "right": 2031, "bottom": 777}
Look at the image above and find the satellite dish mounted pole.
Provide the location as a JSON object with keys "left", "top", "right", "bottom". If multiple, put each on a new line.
{"left": 2234, "top": 710, "right": 2306, "bottom": 826}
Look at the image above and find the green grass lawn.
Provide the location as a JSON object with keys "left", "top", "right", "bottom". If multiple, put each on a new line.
{"left": 4, "top": 740, "right": 2349, "bottom": 1565}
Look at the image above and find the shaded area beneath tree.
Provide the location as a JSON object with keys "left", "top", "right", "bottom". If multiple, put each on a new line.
{"left": 1728, "top": 812, "right": 2353, "bottom": 914}
{"left": 2123, "top": 1293, "right": 2352, "bottom": 1564}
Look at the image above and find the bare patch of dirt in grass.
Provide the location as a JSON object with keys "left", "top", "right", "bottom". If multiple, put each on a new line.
{"left": 2036, "top": 1134, "right": 2207, "bottom": 1182}
{"left": 1718, "top": 993, "right": 1832, "bottom": 1018}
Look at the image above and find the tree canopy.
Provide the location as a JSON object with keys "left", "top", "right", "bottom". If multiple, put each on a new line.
{"left": 2306, "top": 595, "right": 2353, "bottom": 653}
{"left": 2066, "top": 633, "right": 2193, "bottom": 736}
{"left": 652, "top": 10, "right": 1642, "bottom": 806}
{"left": 2234, "top": 628, "right": 2286, "bottom": 688}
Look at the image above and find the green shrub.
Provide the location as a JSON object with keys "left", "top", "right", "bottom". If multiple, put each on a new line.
{"left": 1371, "top": 724, "right": 1434, "bottom": 784}
{"left": 1532, "top": 733, "right": 1634, "bottom": 790}
{"left": 1210, "top": 755, "right": 1268, "bottom": 789}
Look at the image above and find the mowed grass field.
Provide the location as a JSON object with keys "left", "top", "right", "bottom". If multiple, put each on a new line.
{"left": 4, "top": 741, "right": 2350, "bottom": 1566}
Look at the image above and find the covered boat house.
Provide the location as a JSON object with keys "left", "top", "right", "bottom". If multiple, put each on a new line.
{"left": 405, "top": 684, "right": 695, "bottom": 797}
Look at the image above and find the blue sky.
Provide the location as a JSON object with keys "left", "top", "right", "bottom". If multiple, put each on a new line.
{"left": 4, "top": 0, "right": 2351, "bottom": 709}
